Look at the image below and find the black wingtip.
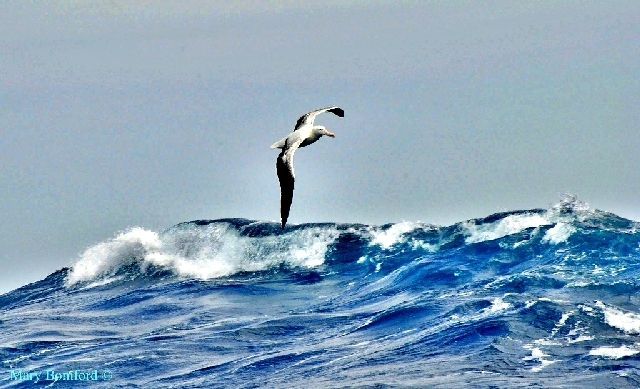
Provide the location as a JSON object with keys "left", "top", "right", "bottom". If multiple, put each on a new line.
{"left": 329, "top": 107, "right": 344, "bottom": 118}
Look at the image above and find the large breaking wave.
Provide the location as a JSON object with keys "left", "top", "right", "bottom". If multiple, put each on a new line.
{"left": 2, "top": 196, "right": 640, "bottom": 387}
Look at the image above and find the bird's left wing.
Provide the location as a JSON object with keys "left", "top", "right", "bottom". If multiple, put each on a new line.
{"left": 276, "top": 139, "right": 303, "bottom": 228}
{"left": 294, "top": 106, "right": 344, "bottom": 131}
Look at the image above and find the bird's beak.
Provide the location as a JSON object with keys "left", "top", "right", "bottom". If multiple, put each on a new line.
{"left": 326, "top": 131, "right": 336, "bottom": 138}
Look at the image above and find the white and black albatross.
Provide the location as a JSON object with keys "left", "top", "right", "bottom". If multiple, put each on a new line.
{"left": 270, "top": 106, "right": 345, "bottom": 229}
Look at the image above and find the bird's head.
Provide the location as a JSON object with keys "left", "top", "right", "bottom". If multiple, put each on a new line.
{"left": 315, "top": 126, "right": 336, "bottom": 138}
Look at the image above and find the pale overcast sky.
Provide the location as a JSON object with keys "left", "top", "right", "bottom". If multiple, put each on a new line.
{"left": 2, "top": 1, "right": 638, "bottom": 292}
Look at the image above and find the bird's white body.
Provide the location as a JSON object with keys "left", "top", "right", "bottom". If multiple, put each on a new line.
{"left": 270, "top": 125, "right": 330, "bottom": 150}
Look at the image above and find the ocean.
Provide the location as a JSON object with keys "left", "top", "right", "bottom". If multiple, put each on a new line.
{"left": 2, "top": 196, "right": 640, "bottom": 387}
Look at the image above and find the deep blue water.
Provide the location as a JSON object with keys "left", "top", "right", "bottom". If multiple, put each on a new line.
{"left": 2, "top": 197, "right": 640, "bottom": 387}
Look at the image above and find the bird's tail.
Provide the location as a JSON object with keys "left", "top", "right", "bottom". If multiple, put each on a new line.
{"left": 270, "top": 137, "right": 287, "bottom": 149}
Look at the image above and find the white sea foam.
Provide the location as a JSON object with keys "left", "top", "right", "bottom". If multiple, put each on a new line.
{"left": 548, "top": 194, "right": 593, "bottom": 220}
{"left": 550, "top": 311, "right": 573, "bottom": 337}
{"left": 512, "top": 239, "right": 530, "bottom": 248}
{"left": 523, "top": 344, "right": 558, "bottom": 372}
{"left": 66, "top": 223, "right": 339, "bottom": 286}
{"left": 79, "top": 275, "right": 126, "bottom": 290}
{"left": 488, "top": 297, "right": 511, "bottom": 313}
{"left": 523, "top": 297, "right": 564, "bottom": 309}
{"left": 589, "top": 345, "right": 640, "bottom": 359}
{"left": 410, "top": 240, "right": 439, "bottom": 252}
{"left": 595, "top": 301, "right": 640, "bottom": 334}
{"left": 533, "top": 339, "right": 562, "bottom": 347}
{"left": 463, "top": 196, "right": 590, "bottom": 244}
{"left": 567, "top": 335, "right": 594, "bottom": 344}
{"left": 464, "top": 214, "right": 549, "bottom": 244}
{"left": 542, "top": 222, "right": 576, "bottom": 245}
{"left": 368, "top": 221, "right": 422, "bottom": 249}
{"left": 67, "top": 227, "right": 161, "bottom": 285}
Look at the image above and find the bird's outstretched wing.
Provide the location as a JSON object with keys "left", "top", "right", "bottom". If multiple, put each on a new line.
{"left": 276, "top": 139, "right": 302, "bottom": 228}
{"left": 294, "top": 106, "right": 344, "bottom": 131}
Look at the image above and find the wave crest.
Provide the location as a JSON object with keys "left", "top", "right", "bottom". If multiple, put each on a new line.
{"left": 66, "top": 222, "right": 340, "bottom": 286}
{"left": 66, "top": 196, "right": 637, "bottom": 286}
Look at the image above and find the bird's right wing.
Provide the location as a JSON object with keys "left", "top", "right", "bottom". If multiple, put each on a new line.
{"left": 294, "top": 106, "right": 344, "bottom": 131}
{"left": 276, "top": 139, "right": 302, "bottom": 228}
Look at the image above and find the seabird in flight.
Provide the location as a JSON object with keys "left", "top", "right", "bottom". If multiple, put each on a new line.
{"left": 270, "top": 106, "right": 344, "bottom": 229}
